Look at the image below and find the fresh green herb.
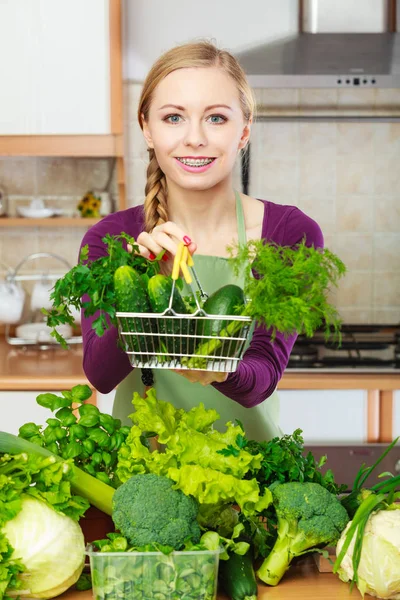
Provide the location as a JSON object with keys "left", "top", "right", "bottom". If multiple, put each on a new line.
{"left": 43, "top": 233, "right": 159, "bottom": 347}
{"left": 75, "top": 572, "right": 92, "bottom": 591}
{"left": 228, "top": 239, "right": 346, "bottom": 340}
{"left": 341, "top": 436, "right": 400, "bottom": 518}
{"left": 0, "top": 432, "right": 115, "bottom": 515}
{"left": 18, "top": 385, "right": 130, "bottom": 488}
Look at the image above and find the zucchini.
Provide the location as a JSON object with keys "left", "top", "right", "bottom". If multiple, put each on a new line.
{"left": 147, "top": 274, "right": 195, "bottom": 358}
{"left": 197, "top": 284, "right": 245, "bottom": 359}
{"left": 218, "top": 551, "right": 258, "bottom": 600}
{"left": 202, "top": 284, "right": 245, "bottom": 336}
{"left": 114, "top": 265, "right": 154, "bottom": 357}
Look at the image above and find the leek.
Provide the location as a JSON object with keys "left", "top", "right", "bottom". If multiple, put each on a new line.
{"left": 0, "top": 431, "right": 114, "bottom": 515}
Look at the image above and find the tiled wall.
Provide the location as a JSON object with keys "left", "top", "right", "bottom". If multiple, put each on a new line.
{"left": 1, "top": 84, "right": 399, "bottom": 325}
{"left": 0, "top": 158, "right": 117, "bottom": 276}
{"left": 125, "top": 83, "right": 400, "bottom": 325}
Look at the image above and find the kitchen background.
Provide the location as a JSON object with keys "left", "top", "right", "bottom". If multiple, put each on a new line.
{"left": 1, "top": 0, "right": 400, "bottom": 459}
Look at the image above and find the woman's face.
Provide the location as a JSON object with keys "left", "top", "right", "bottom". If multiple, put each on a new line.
{"left": 142, "top": 67, "right": 251, "bottom": 192}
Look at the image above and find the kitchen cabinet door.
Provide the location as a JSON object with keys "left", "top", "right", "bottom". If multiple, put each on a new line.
{"left": 0, "top": 0, "right": 110, "bottom": 135}
{"left": 278, "top": 389, "right": 367, "bottom": 443}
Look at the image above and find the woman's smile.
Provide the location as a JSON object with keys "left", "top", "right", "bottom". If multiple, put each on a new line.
{"left": 175, "top": 156, "right": 217, "bottom": 173}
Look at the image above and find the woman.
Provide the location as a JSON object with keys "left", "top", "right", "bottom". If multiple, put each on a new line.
{"left": 80, "top": 41, "right": 323, "bottom": 441}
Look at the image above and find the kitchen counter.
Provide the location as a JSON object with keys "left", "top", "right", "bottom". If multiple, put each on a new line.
{"left": 58, "top": 557, "right": 366, "bottom": 599}
{"left": 2, "top": 335, "right": 400, "bottom": 392}
{"left": 0, "top": 336, "right": 89, "bottom": 391}
{"left": 1, "top": 335, "right": 400, "bottom": 438}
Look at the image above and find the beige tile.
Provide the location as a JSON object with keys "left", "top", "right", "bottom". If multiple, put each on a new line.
{"left": 298, "top": 196, "right": 335, "bottom": 234}
{"left": 373, "top": 272, "right": 400, "bottom": 306}
{"left": 375, "top": 89, "right": 400, "bottom": 109}
{"left": 375, "top": 123, "right": 400, "bottom": 156}
{"left": 338, "top": 308, "right": 373, "bottom": 324}
{"left": 374, "top": 196, "right": 400, "bottom": 233}
{"left": 253, "top": 122, "right": 299, "bottom": 158}
{"left": 37, "top": 233, "right": 82, "bottom": 270}
{"left": 299, "top": 154, "right": 335, "bottom": 196}
{"left": 334, "top": 234, "right": 373, "bottom": 270}
{"left": 256, "top": 157, "right": 298, "bottom": 196}
{"left": 336, "top": 195, "right": 373, "bottom": 232}
{"left": 125, "top": 159, "right": 148, "bottom": 204}
{"left": 36, "top": 158, "right": 112, "bottom": 196}
{"left": 0, "top": 230, "right": 39, "bottom": 268}
{"left": 337, "top": 123, "right": 375, "bottom": 158}
{"left": 372, "top": 307, "right": 400, "bottom": 324}
{"left": 257, "top": 89, "right": 299, "bottom": 113}
{"left": 299, "top": 89, "right": 338, "bottom": 111}
{"left": 336, "top": 271, "right": 373, "bottom": 307}
{"left": 0, "top": 158, "right": 37, "bottom": 195}
{"left": 374, "top": 234, "right": 400, "bottom": 272}
{"left": 299, "top": 123, "right": 336, "bottom": 157}
{"left": 375, "top": 154, "right": 400, "bottom": 195}
{"left": 337, "top": 88, "right": 376, "bottom": 110}
{"left": 337, "top": 157, "right": 374, "bottom": 196}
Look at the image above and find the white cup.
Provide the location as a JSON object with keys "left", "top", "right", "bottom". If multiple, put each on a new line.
{"left": 0, "top": 281, "right": 25, "bottom": 324}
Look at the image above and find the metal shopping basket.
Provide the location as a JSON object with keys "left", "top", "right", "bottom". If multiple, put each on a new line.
{"left": 116, "top": 242, "right": 252, "bottom": 372}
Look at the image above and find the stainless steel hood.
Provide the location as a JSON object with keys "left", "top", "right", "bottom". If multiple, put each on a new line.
{"left": 237, "top": 32, "right": 400, "bottom": 88}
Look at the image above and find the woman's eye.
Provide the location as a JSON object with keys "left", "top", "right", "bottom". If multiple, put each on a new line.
{"left": 164, "top": 114, "right": 182, "bottom": 124}
{"left": 207, "top": 114, "right": 227, "bottom": 124}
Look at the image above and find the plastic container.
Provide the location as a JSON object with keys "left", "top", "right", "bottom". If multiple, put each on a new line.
{"left": 86, "top": 545, "right": 221, "bottom": 600}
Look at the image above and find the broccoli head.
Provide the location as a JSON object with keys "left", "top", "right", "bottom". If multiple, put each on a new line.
{"left": 112, "top": 473, "right": 201, "bottom": 550}
{"left": 256, "top": 481, "right": 349, "bottom": 586}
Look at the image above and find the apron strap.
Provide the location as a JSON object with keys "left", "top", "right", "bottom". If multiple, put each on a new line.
{"left": 235, "top": 189, "right": 247, "bottom": 247}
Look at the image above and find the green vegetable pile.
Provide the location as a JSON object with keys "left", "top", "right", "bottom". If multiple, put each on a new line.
{"left": 44, "top": 232, "right": 346, "bottom": 364}
{"left": 18, "top": 384, "right": 130, "bottom": 487}
{"left": 4, "top": 385, "right": 400, "bottom": 600}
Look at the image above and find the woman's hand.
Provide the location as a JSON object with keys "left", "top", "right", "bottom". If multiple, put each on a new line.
{"left": 172, "top": 369, "right": 228, "bottom": 386}
{"left": 127, "top": 221, "right": 197, "bottom": 262}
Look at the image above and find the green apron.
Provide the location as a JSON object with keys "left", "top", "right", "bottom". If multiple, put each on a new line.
{"left": 113, "top": 191, "right": 282, "bottom": 442}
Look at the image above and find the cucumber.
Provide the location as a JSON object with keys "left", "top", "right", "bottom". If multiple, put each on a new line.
{"left": 147, "top": 274, "right": 195, "bottom": 358}
{"left": 218, "top": 551, "right": 258, "bottom": 600}
{"left": 114, "top": 265, "right": 154, "bottom": 358}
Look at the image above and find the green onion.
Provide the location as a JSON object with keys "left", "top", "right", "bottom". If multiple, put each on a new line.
{"left": 0, "top": 432, "right": 114, "bottom": 515}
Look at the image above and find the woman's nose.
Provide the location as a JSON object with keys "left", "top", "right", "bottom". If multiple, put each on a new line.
{"left": 183, "top": 121, "right": 207, "bottom": 147}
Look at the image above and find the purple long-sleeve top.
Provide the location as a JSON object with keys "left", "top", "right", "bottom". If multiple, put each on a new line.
{"left": 80, "top": 200, "right": 323, "bottom": 408}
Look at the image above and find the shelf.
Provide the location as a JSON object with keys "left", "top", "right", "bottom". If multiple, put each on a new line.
{"left": 0, "top": 134, "right": 123, "bottom": 157}
{"left": 0, "top": 217, "right": 102, "bottom": 227}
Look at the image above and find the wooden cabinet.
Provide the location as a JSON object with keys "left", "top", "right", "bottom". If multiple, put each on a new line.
{"left": 0, "top": 0, "right": 111, "bottom": 136}
{"left": 0, "top": 0, "right": 126, "bottom": 216}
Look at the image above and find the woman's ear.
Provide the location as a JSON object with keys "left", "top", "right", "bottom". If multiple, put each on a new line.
{"left": 141, "top": 114, "right": 154, "bottom": 149}
{"left": 238, "top": 118, "right": 252, "bottom": 151}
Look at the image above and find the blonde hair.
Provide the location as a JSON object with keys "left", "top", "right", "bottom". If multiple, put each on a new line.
{"left": 138, "top": 40, "right": 255, "bottom": 232}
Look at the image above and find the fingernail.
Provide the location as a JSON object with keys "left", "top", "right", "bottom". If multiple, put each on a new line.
{"left": 149, "top": 252, "right": 156, "bottom": 260}
{"left": 162, "top": 253, "right": 169, "bottom": 262}
{"left": 183, "top": 236, "right": 191, "bottom": 245}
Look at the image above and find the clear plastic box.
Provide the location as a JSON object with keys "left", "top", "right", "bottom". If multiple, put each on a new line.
{"left": 86, "top": 545, "right": 221, "bottom": 600}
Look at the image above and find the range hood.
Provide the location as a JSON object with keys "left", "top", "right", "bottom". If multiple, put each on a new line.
{"left": 236, "top": 1, "right": 400, "bottom": 88}
{"left": 237, "top": 33, "right": 400, "bottom": 88}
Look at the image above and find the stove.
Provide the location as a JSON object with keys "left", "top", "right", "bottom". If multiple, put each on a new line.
{"left": 287, "top": 324, "right": 400, "bottom": 372}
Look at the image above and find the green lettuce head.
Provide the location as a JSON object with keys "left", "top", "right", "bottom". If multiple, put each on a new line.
{"left": 3, "top": 496, "right": 85, "bottom": 598}
{"left": 336, "top": 508, "right": 400, "bottom": 599}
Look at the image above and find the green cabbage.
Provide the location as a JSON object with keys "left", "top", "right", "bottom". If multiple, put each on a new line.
{"left": 336, "top": 508, "right": 400, "bottom": 599}
{"left": 2, "top": 496, "right": 85, "bottom": 599}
